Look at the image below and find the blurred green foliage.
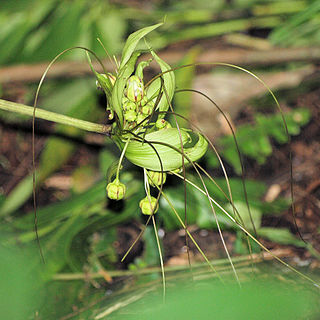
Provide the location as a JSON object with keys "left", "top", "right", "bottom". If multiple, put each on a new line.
{"left": 209, "top": 107, "right": 311, "bottom": 173}
{"left": 0, "top": 0, "right": 319, "bottom": 66}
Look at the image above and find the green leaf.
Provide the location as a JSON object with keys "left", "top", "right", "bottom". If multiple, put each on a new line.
{"left": 0, "top": 1, "right": 54, "bottom": 64}
{"left": 120, "top": 23, "right": 162, "bottom": 69}
{"left": 23, "top": 3, "right": 84, "bottom": 62}
{"left": 217, "top": 108, "right": 311, "bottom": 173}
{"left": 269, "top": 1, "right": 320, "bottom": 46}
{"left": 226, "top": 201, "right": 262, "bottom": 230}
{"left": 160, "top": 185, "right": 198, "bottom": 230}
{"left": 94, "top": 12, "right": 127, "bottom": 54}
{"left": 258, "top": 227, "right": 306, "bottom": 248}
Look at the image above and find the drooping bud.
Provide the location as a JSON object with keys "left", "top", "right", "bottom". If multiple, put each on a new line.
{"left": 148, "top": 171, "right": 167, "bottom": 187}
{"left": 139, "top": 196, "right": 159, "bottom": 215}
{"left": 126, "top": 75, "right": 144, "bottom": 102}
{"left": 106, "top": 178, "right": 126, "bottom": 200}
{"left": 156, "top": 119, "right": 171, "bottom": 129}
{"left": 124, "top": 110, "right": 137, "bottom": 122}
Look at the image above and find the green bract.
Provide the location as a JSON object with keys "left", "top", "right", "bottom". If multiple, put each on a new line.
{"left": 117, "top": 128, "right": 208, "bottom": 171}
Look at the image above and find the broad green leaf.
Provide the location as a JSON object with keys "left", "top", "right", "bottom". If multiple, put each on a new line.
{"left": 40, "top": 214, "right": 88, "bottom": 274}
{"left": 98, "top": 278, "right": 319, "bottom": 320}
{"left": 0, "top": 175, "right": 33, "bottom": 218}
{"left": 120, "top": 23, "right": 162, "bottom": 69}
{"left": 13, "top": 181, "right": 106, "bottom": 231}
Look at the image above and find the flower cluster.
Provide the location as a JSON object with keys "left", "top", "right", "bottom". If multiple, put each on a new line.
{"left": 123, "top": 75, "right": 153, "bottom": 128}
{"left": 90, "top": 23, "right": 208, "bottom": 215}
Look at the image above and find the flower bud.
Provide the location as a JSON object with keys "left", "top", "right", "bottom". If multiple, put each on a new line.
{"left": 126, "top": 75, "right": 144, "bottom": 102}
{"left": 105, "top": 73, "right": 116, "bottom": 86}
{"left": 142, "top": 104, "right": 153, "bottom": 115}
{"left": 136, "top": 113, "right": 146, "bottom": 124}
{"left": 124, "top": 110, "right": 137, "bottom": 122}
{"left": 155, "top": 119, "right": 171, "bottom": 129}
{"left": 148, "top": 171, "right": 167, "bottom": 187}
{"left": 139, "top": 196, "right": 159, "bottom": 215}
{"left": 106, "top": 179, "right": 126, "bottom": 200}
{"left": 123, "top": 101, "right": 136, "bottom": 111}
{"left": 107, "top": 109, "right": 114, "bottom": 120}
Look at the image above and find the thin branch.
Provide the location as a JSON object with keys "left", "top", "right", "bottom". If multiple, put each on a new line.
{"left": 52, "top": 249, "right": 292, "bottom": 281}
{"left": 1, "top": 47, "right": 320, "bottom": 84}
{"left": 0, "top": 99, "right": 111, "bottom": 135}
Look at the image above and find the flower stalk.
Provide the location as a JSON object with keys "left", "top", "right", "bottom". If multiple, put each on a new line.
{"left": 0, "top": 98, "right": 111, "bottom": 135}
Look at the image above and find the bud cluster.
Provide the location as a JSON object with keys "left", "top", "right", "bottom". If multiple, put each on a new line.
{"left": 122, "top": 75, "right": 155, "bottom": 129}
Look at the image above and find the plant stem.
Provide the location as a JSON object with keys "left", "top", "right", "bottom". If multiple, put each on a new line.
{"left": 0, "top": 99, "right": 111, "bottom": 135}
{"left": 52, "top": 249, "right": 290, "bottom": 281}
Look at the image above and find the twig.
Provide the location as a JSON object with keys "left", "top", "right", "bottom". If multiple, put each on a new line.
{"left": 52, "top": 248, "right": 292, "bottom": 281}
{"left": 1, "top": 47, "right": 320, "bottom": 84}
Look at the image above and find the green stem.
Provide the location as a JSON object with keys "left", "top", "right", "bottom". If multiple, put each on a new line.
{"left": 116, "top": 137, "right": 131, "bottom": 180}
{"left": 0, "top": 98, "right": 111, "bottom": 135}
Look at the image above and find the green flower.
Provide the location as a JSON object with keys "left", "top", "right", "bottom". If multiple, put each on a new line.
{"left": 142, "top": 104, "right": 153, "bottom": 116}
{"left": 123, "top": 101, "right": 136, "bottom": 111}
{"left": 139, "top": 196, "right": 159, "bottom": 215}
{"left": 124, "top": 110, "right": 137, "bottom": 122}
{"left": 126, "top": 75, "right": 144, "bottom": 102}
{"left": 156, "top": 119, "right": 171, "bottom": 129}
{"left": 91, "top": 23, "right": 208, "bottom": 173}
{"left": 106, "top": 179, "right": 126, "bottom": 200}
